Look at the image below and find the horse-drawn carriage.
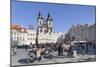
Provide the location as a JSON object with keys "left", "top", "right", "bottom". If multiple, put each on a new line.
{"left": 27, "top": 45, "right": 55, "bottom": 63}
{"left": 27, "top": 43, "right": 74, "bottom": 63}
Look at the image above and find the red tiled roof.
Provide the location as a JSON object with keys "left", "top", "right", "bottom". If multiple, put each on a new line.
{"left": 11, "top": 24, "right": 27, "bottom": 33}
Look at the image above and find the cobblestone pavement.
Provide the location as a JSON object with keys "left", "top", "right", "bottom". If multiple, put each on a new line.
{"left": 11, "top": 48, "right": 96, "bottom": 66}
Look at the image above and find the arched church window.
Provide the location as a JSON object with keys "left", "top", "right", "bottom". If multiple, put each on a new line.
{"left": 40, "top": 21, "right": 42, "bottom": 25}
{"left": 49, "top": 22, "right": 51, "bottom": 25}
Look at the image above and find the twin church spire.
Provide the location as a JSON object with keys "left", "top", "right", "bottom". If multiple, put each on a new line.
{"left": 37, "top": 11, "right": 52, "bottom": 34}
{"left": 38, "top": 11, "right": 52, "bottom": 20}
{"left": 28, "top": 11, "right": 52, "bottom": 34}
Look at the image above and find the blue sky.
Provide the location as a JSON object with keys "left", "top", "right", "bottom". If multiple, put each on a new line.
{"left": 11, "top": 0, "right": 96, "bottom": 32}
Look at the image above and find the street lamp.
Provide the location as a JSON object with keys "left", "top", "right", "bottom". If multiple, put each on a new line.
{"left": 35, "top": 27, "right": 39, "bottom": 48}
{"left": 77, "top": 24, "right": 80, "bottom": 43}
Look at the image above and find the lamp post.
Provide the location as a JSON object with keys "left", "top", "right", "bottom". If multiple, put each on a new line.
{"left": 35, "top": 27, "right": 39, "bottom": 48}
{"left": 77, "top": 24, "right": 80, "bottom": 44}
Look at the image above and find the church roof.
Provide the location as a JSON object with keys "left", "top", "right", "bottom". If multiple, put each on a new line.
{"left": 47, "top": 13, "right": 52, "bottom": 21}
{"left": 38, "top": 11, "right": 43, "bottom": 19}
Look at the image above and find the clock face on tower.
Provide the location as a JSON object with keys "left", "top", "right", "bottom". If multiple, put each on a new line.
{"left": 39, "top": 21, "right": 42, "bottom": 25}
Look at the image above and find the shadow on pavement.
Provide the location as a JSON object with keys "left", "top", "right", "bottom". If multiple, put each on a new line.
{"left": 18, "top": 58, "right": 28, "bottom": 64}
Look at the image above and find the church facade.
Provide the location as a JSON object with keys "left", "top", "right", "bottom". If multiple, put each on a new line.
{"left": 37, "top": 12, "right": 52, "bottom": 34}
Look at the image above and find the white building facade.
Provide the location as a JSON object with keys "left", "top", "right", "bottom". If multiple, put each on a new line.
{"left": 11, "top": 24, "right": 27, "bottom": 46}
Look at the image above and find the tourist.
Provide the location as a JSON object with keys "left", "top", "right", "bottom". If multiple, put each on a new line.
{"left": 13, "top": 47, "right": 17, "bottom": 56}
{"left": 58, "top": 44, "right": 63, "bottom": 56}
{"left": 67, "top": 45, "right": 73, "bottom": 57}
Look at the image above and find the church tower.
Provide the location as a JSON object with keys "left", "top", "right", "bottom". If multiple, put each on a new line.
{"left": 46, "top": 13, "right": 52, "bottom": 34}
{"left": 37, "top": 12, "right": 43, "bottom": 34}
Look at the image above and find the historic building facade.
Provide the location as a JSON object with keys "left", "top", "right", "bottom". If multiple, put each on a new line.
{"left": 65, "top": 23, "right": 96, "bottom": 43}
{"left": 11, "top": 12, "right": 63, "bottom": 46}
{"left": 88, "top": 23, "right": 96, "bottom": 43}
{"left": 11, "top": 24, "right": 27, "bottom": 46}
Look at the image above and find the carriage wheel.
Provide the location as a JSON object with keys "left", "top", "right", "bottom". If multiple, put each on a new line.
{"left": 27, "top": 51, "right": 36, "bottom": 64}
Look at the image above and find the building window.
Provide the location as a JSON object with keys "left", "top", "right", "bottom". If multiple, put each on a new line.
{"left": 14, "top": 32, "right": 16, "bottom": 35}
{"left": 17, "top": 33, "right": 19, "bottom": 35}
{"left": 31, "top": 33, "right": 33, "bottom": 36}
{"left": 17, "top": 37, "right": 19, "bottom": 41}
{"left": 28, "top": 33, "right": 29, "bottom": 36}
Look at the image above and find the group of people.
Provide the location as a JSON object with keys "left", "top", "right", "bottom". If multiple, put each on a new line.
{"left": 58, "top": 43, "right": 74, "bottom": 57}
{"left": 27, "top": 42, "right": 75, "bottom": 62}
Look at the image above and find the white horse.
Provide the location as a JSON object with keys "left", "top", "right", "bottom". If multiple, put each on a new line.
{"left": 62, "top": 43, "right": 71, "bottom": 51}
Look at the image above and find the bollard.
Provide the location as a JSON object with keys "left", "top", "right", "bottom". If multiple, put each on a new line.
{"left": 73, "top": 50, "right": 77, "bottom": 57}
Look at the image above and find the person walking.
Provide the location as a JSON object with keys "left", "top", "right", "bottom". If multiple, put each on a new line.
{"left": 13, "top": 46, "right": 17, "bottom": 56}
{"left": 67, "top": 44, "right": 73, "bottom": 58}
{"left": 58, "top": 44, "right": 63, "bottom": 56}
